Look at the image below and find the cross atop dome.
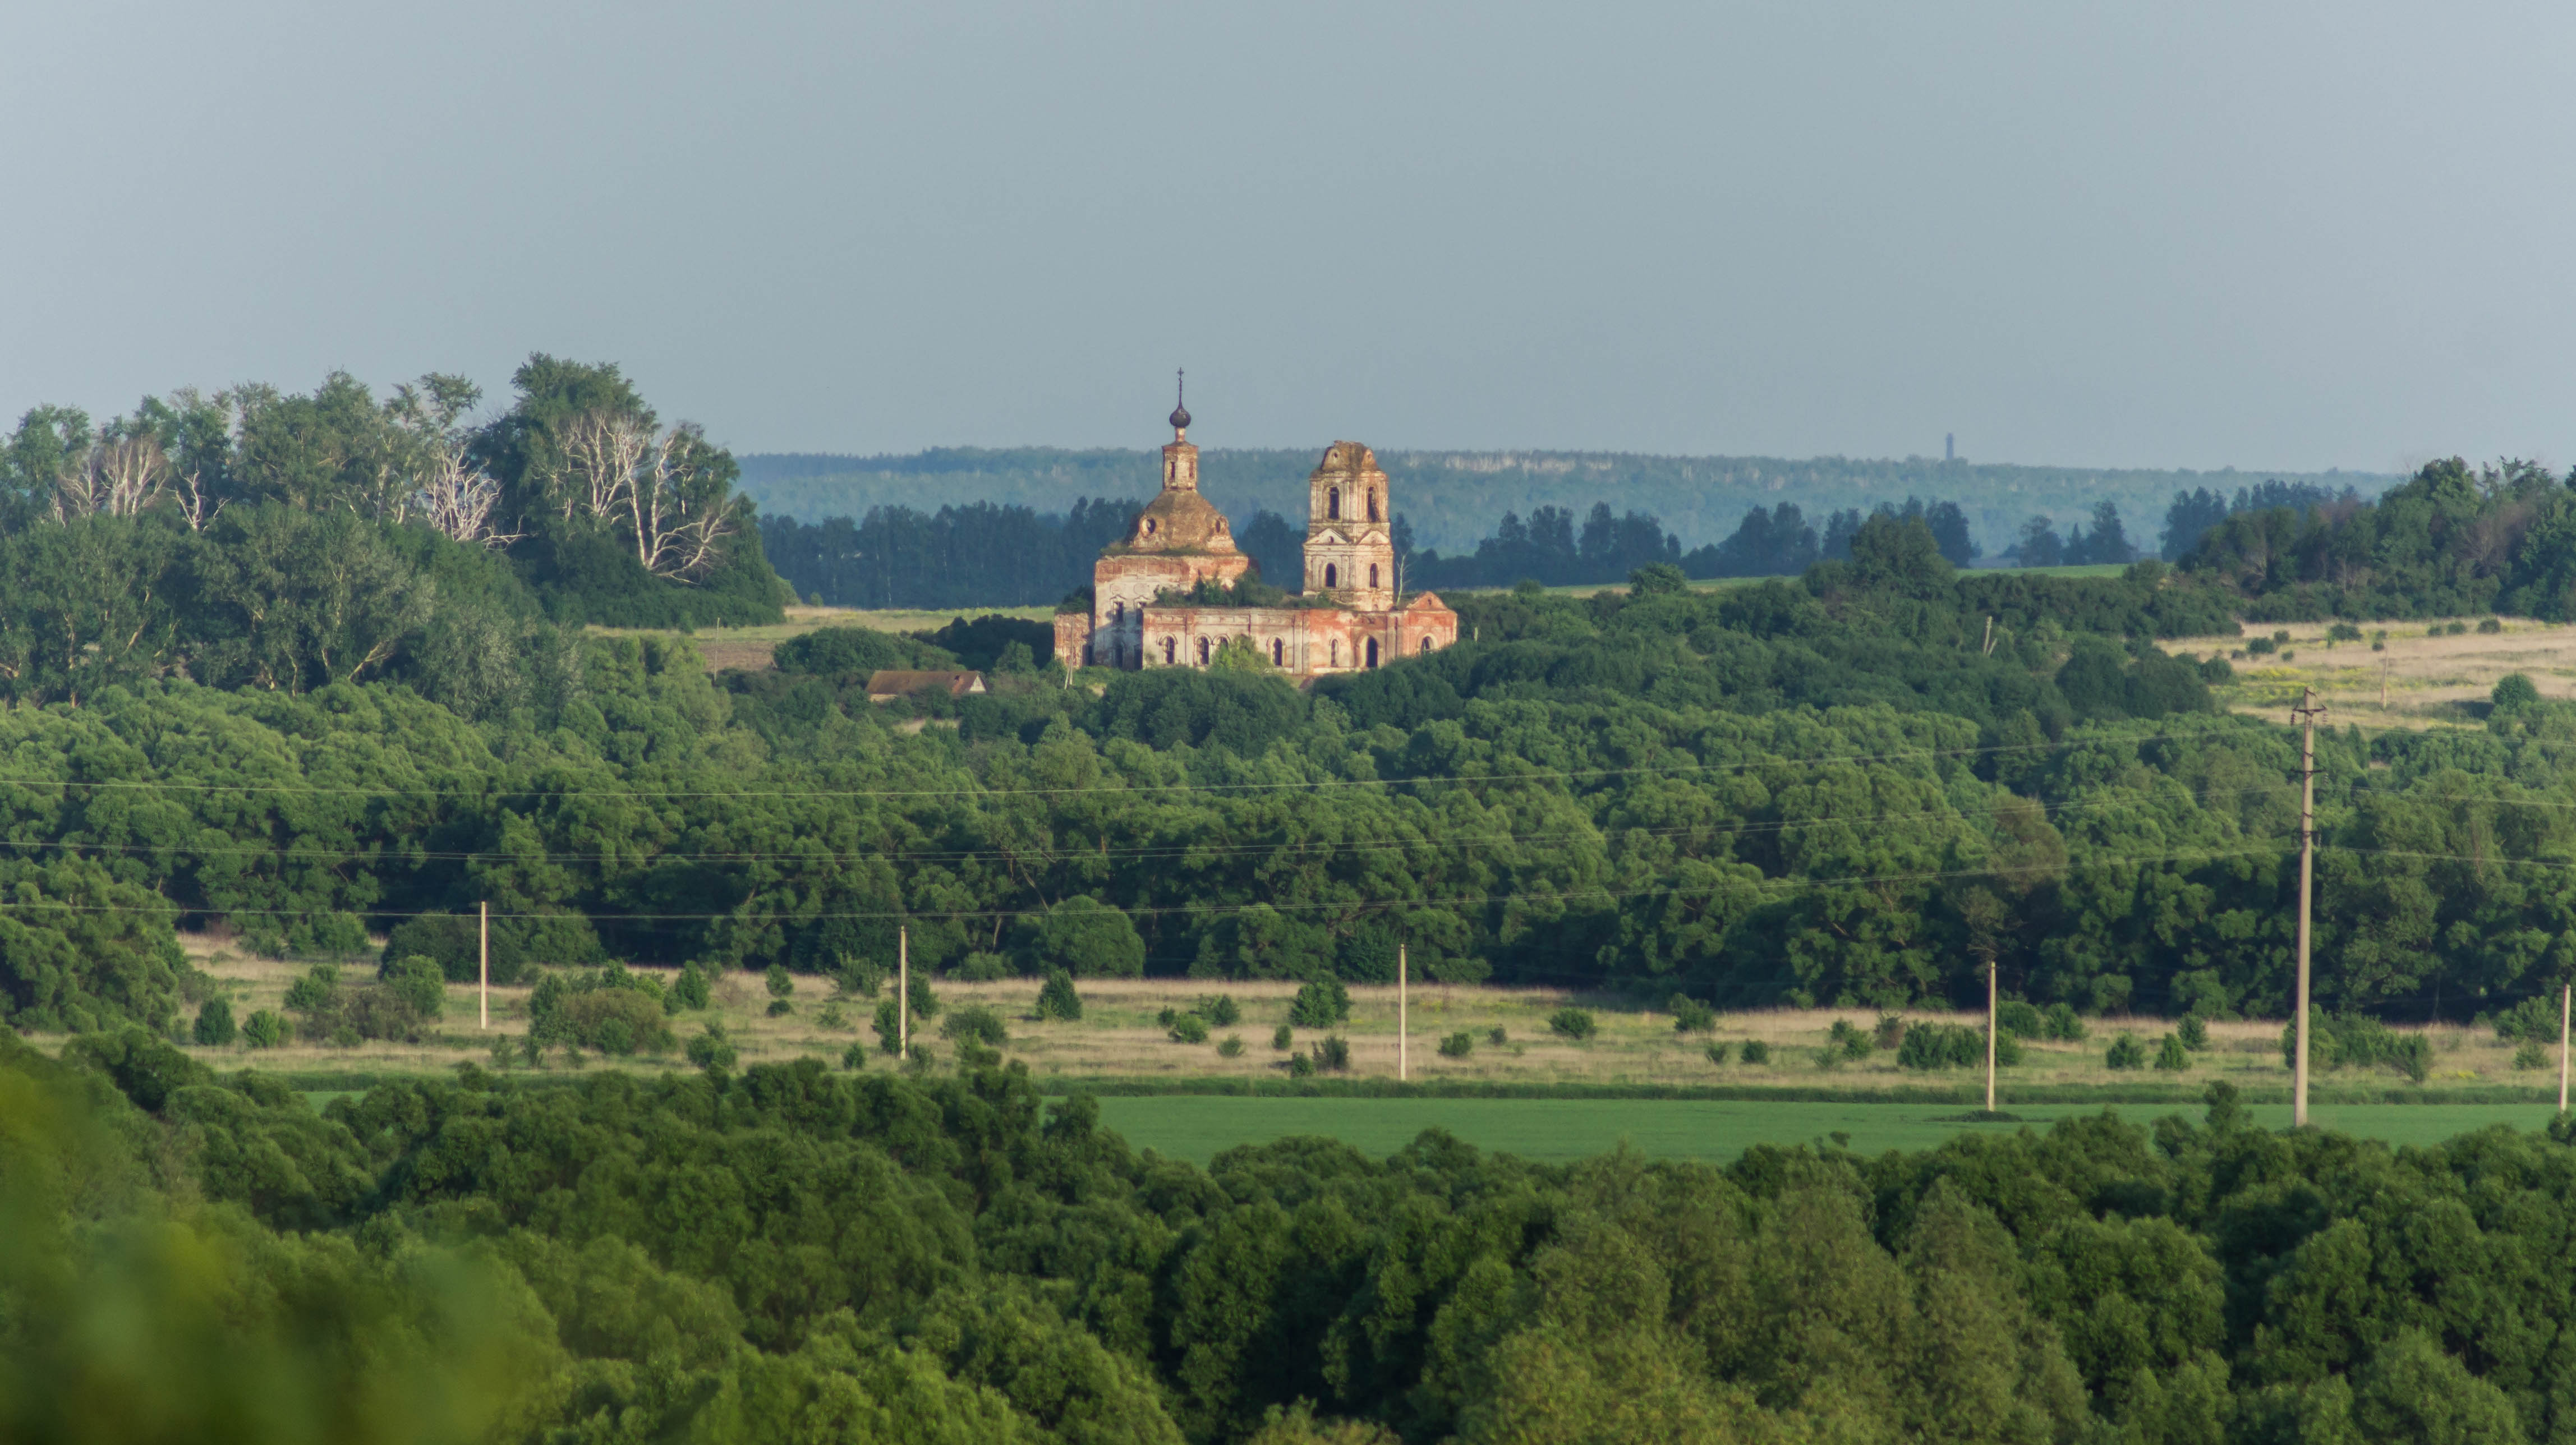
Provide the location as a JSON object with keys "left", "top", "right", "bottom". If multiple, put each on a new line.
{"left": 1169, "top": 369, "right": 1190, "bottom": 438}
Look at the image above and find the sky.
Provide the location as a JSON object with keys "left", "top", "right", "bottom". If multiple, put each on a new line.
{"left": 4, "top": 2, "right": 2573, "bottom": 474}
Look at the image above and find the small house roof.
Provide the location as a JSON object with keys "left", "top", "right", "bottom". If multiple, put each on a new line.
{"left": 866, "top": 670, "right": 987, "bottom": 698}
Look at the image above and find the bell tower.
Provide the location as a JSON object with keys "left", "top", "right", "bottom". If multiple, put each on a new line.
{"left": 1301, "top": 440, "right": 1395, "bottom": 609}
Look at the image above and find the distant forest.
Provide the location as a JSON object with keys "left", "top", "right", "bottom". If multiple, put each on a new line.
{"left": 739, "top": 445, "right": 2393, "bottom": 557}
{"left": 758, "top": 469, "right": 2382, "bottom": 608}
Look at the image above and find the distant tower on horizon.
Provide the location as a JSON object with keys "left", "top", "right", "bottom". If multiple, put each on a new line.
{"left": 1945, "top": 432, "right": 1956, "bottom": 462}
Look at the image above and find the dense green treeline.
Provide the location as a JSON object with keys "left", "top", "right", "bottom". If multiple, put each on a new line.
{"left": 2178, "top": 458, "right": 2576, "bottom": 621}
{"left": 1, "top": 357, "right": 790, "bottom": 656}
{"left": 15, "top": 1027, "right": 2576, "bottom": 1442}
{"left": 16, "top": 513, "right": 2576, "bottom": 1042}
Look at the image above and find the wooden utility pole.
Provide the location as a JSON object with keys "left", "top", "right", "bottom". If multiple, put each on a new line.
{"left": 1984, "top": 956, "right": 1998, "bottom": 1113}
{"left": 2560, "top": 982, "right": 2570, "bottom": 1116}
{"left": 2292, "top": 687, "right": 2326, "bottom": 1128}
{"left": 479, "top": 901, "right": 490, "bottom": 1030}
{"left": 898, "top": 925, "right": 909, "bottom": 1055}
{"left": 1398, "top": 945, "right": 1409, "bottom": 1082}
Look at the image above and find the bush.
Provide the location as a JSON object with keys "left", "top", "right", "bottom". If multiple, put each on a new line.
{"left": 240, "top": 1009, "right": 286, "bottom": 1049}
{"left": 1827, "top": 1019, "right": 1872, "bottom": 1059}
{"left": 1016, "top": 895, "right": 1146, "bottom": 978}
{"left": 940, "top": 1003, "right": 1009, "bottom": 1046}
{"left": 562, "top": 988, "right": 672, "bottom": 1055}
{"left": 766, "top": 964, "right": 795, "bottom": 1002}
{"left": 1668, "top": 995, "right": 1716, "bottom": 1033}
{"left": 1704, "top": 1041, "right": 1731, "bottom": 1065}
{"left": 2153, "top": 1033, "right": 2190, "bottom": 1071}
{"left": 1287, "top": 1051, "right": 1315, "bottom": 1078}
{"left": 1897, "top": 1024, "right": 1982, "bottom": 1070}
{"left": 2514, "top": 1041, "right": 2549, "bottom": 1071}
{"left": 816, "top": 1002, "right": 848, "bottom": 1030}
{"left": 1034, "top": 968, "right": 1083, "bottom": 1021}
{"left": 380, "top": 914, "right": 527, "bottom": 986}
{"left": 2043, "top": 1003, "right": 2089, "bottom": 1042}
{"left": 1204, "top": 994, "right": 1242, "bottom": 1028}
{"left": 840, "top": 1042, "right": 869, "bottom": 1071}
{"left": 282, "top": 963, "right": 341, "bottom": 1018}
{"left": 1155, "top": 1007, "right": 1178, "bottom": 1028}
{"left": 1548, "top": 1008, "right": 1596, "bottom": 1041}
{"left": 377, "top": 955, "right": 447, "bottom": 1020}
{"left": 2491, "top": 995, "right": 2560, "bottom": 1043}
{"left": 1289, "top": 977, "right": 1351, "bottom": 1029}
{"left": 1996, "top": 1000, "right": 2045, "bottom": 1038}
{"left": 1317, "top": 1035, "right": 1351, "bottom": 1071}
{"left": 1168, "top": 1014, "right": 1209, "bottom": 1044}
{"left": 2327, "top": 622, "right": 2363, "bottom": 642}
{"left": 2280, "top": 1010, "right": 2429, "bottom": 1080}
{"left": 2494, "top": 673, "right": 2541, "bottom": 710}
{"left": 765, "top": 998, "right": 794, "bottom": 1018}
{"left": 2480, "top": 616, "right": 2504, "bottom": 634}
{"left": 2105, "top": 1034, "right": 2147, "bottom": 1070}
{"left": 685, "top": 1024, "right": 737, "bottom": 1071}
{"left": 1487, "top": 1027, "right": 1508, "bottom": 1046}
{"left": 953, "top": 951, "right": 1011, "bottom": 982}
{"left": 1272, "top": 1023, "right": 1294, "bottom": 1051}
{"left": 191, "top": 998, "right": 236, "bottom": 1047}
{"left": 1438, "top": 1031, "right": 1474, "bottom": 1059}
{"left": 1217, "top": 1034, "right": 1245, "bottom": 1058}
{"left": 2177, "top": 1014, "right": 2210, "bottom": 1051}
{"left": 1873, "top": 1015, "right": 1906, "bottom": 1051}
{"left": 1740, "top": 1039, "right": 1770, "bottom": 1065}
{"left": 670, "top": 964, "right": 710, "bottom": 1011}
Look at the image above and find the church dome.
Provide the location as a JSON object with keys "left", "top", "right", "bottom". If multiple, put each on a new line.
{"left": 1120, "top": 487, "right": 1238, "bottom": 554}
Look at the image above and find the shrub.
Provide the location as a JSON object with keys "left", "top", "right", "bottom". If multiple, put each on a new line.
{"left": 2246, "top": 636, "right": 2277, "bottom": 655}
{"left": 1548, "top": 1008, "right": 1596, "bottom": 1041}
{"left": 380, "top": 914, "right": 527, "bottom": 986}
{"left": 2514, "top": 1041, "right": 2549, "bottom": 1071}
{"left": 2393, "top": 1033, "right": 2433, "bottom": 1084}
{"left": 1034, "top": 968, "right": 1083, "bottom": 1021}
{"left": 2153, "top": 1034, "right": 2190, "bottom": 1071}
{"left": 1704, "top": 1040, "right": 1731, "bottom": 1065}
{"left": 940, "top": 1003, "right": 1009, "bottom": 1046}
{"left": 685, "top": 1024, "right": 737, "bottom": 1071}
{"left": 191, "top": 998, "right": 236, "bottom": 1047}
{"left": 282, "top": 964, "right": 341, "bottom": 1018}
{"left": 841, "top": 1042, "right": 870, "bottom": 1071}
{"left": 1873, "top": 1015, "right": 1906, "bottom": 1051}
{"left": 2043, "top": 1003, "right": 2089, "bottom": 1042}
{"left": 766, "top": 965, "right": 795, "bottom": 1002}
{"left": 377, "top": 955, "right": 447, "bottom": 1020}
{"left": 2446, "top": 620, "right": 2468, "bottom": 636}
{"left": 1487, "top": 1027, "right": 1508, "bottom": 1046}
{"left": 1438, "top": 1031, "right": 1474, "bottom": 1059}
{"left": 1272, "top": 1023, "right": 1294, "bottom": 1051}
{"left": 2327, "top": 622, "right": 2363, "bottom": 642}
{"left": 1168, "top": 1014, "right": 1209, "bottom": 1044}
{"left": 1996, "top": 1000, "right": 2045, "bottom": 1038}
{"left": 953, "top": 951, "right": 1011, "bottom": 982}
{"left": 1287, "top": 1051, "right": 1315, "bottom": 1078}
{"left": 2105, "top": 1034, "right": 2147, "bottom": 1070}
{"left": 2480, "top": 616, "right": 2504, "bottom": 634}
{"left": 1740, "top": 1040, "right": 1770, "bottom": 1065}
{"left": 1289, "top": 977, "right": 1352, "bottom": 1028}
{"left": 670, "top": 964, "right": 710, "bottom": 1011}
{"left": 1156, "top": 1007, "right": 1179, "bottom": 1028}
{"left": 2494, "top": 673, "right": 2541, "bottom": 710}
{"left": 1204, "top": 994, "right": 1242, "bottom": 1028}
{"left": 1827, "top": 1019, "right": 1872, "bottom": 1059}
{"left": 766, "top": 998, "right": 794, "bottom": 1018}
{"left": 873, "top": 998, "right": 905, "bottom": 1054}
{"left": 1668, "top": 995, "right": 1716, "bottom": 1033}
{"left": 816, "top": 1002, "right": 848, "bottom": 1030}
{"left": 2177, "top": 1014, "right": 2210, "bottom": 1051}
{"left": 2491, "top": 995, "right": 2560, "bottom": 1042}
{"left": 2281, "top": 1010, "right": 2428, "bottom": 1080}
{"left": 1217, "top": 1034, "right": 1245, "bottom": 1058}
{"left": 1897, "top": 1024, "right": 1982, "bottom": 1070}
{"left": 1017, "top": 895, "right": 1146, "bottom": 978}
{"left": 341, "top": 988, "right": 430, "bottom": 1044}
{"left": 240, "top": 1009, "right": 286, "bottom": 1049}
{"left": 562, "top": 988, "right": 672, "bottom": 1055}
{"left": 1317, "top": 1035, "right": 1351, "bottom": 1071}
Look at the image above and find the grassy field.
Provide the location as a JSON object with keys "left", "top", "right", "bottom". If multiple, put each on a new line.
{"left": 176, "top": 942, "right": 2564, "bottom": 1103}
{"left": 2163, "top": 615, "right": 2576, "bottom": 732}
{"left": 1090, "top": 1096, "right": 2567, "bottom": 1165}
{"left": 588, "top": 604, "right": 1053, "bottom": 672}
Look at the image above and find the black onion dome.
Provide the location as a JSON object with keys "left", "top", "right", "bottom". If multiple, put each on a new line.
{"left": 1169, "top": 401, "right": 1191, "bottom": 430}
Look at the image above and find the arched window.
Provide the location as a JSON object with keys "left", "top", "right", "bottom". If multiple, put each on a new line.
{"left": 1367, "top": 564, "right": 1379, "bottom": 588}
{"left": 1368, "top": 490, "right": 1381, "bottom": 521}
{"left": 1418, "top": 637, "right": 1433, "bottom": 655}
{"left": 1197, "top": 637, "right": 1209, "bottom": 665}
{"left": 1365, "top": 638, "right": 1379, "bottom": 668}
{"left": 1111, "top": 601, "right": 1124, "bottom": 623}
{"left": 1144, "top": 518, "right": 1157, "bottom": 536}
{"left": 1162, "top": 637, "right": 1176, "bottom": 664}
{"left": 1324, "top": 563, "right": 1338, "bottom": 588}
{"left": 1330, "top": 639, "right": 1340, "bottom": 666}
{"left": 1271, "top": 638, "right": 1284, "bottom": 665}
{"left": 1327, "top": 487, "right": 1341, "bottom": 520}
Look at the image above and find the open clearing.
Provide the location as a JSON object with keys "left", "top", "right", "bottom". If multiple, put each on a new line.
{"left": 1091, "top": 1096, "right": 2563, "bottom": 1165}
{"left": 2164, "top": 615, "right": 2576, "bottom": 731}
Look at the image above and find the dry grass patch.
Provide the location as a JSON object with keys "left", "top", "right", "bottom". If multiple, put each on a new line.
{"left": 585, "top": 604, "right": 1055, "bottom": 674}
{"left": 2163, "top": 616, "right": 2576, "bottom": 731}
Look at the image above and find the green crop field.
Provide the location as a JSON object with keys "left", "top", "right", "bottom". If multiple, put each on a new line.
{"left": 1090, "top": 1096, "right": 2566, "bottom": 1166}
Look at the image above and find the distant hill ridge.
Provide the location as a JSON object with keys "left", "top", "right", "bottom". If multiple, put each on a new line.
{"left": 737, "top": 447, "right": 2395, "bottom": 556}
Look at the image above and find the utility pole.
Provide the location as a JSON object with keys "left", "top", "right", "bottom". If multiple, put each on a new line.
{"left": 898, "top": 925, "right": 909, "bottom": 1056}
{"left": 479, "top": 901, "right": 489, "bottom": 1030}
{"left": 1981, "top": 616, "right": 1994, "bottom": 657}
{"left": 1984, "top": 955, "right": 1998, "bottom": 1113}
{"left": 2559, "top": 982, "right": 2570, "bottom": 1116}
{"left": 1398, "top": 945, "right": 1408, "bottom": 1082}
{"left": 2292, "top": 687, "right": 2326, "bottom": 1128}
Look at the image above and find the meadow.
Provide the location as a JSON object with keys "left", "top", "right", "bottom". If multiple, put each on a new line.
{"left": 2165, "top": 614, "right": 2576, "bottom": 730}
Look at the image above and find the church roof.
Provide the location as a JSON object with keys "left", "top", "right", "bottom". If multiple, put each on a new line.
{"left": 1114, "top": 477, "right": 1239, "bottom": 553}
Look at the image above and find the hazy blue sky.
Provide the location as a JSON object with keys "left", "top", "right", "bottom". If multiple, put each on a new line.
{"left": 5, "top": 3, "right": 2571, "bottom": 472}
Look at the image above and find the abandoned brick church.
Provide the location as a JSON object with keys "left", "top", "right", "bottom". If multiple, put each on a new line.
{"left": 1054, "top": 395, "right": 1459, "bottom": 677}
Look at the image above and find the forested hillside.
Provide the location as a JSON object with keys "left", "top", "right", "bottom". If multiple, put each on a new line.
{"left": 14, "top": 1026, "right": 2576, "bottom": 1444}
